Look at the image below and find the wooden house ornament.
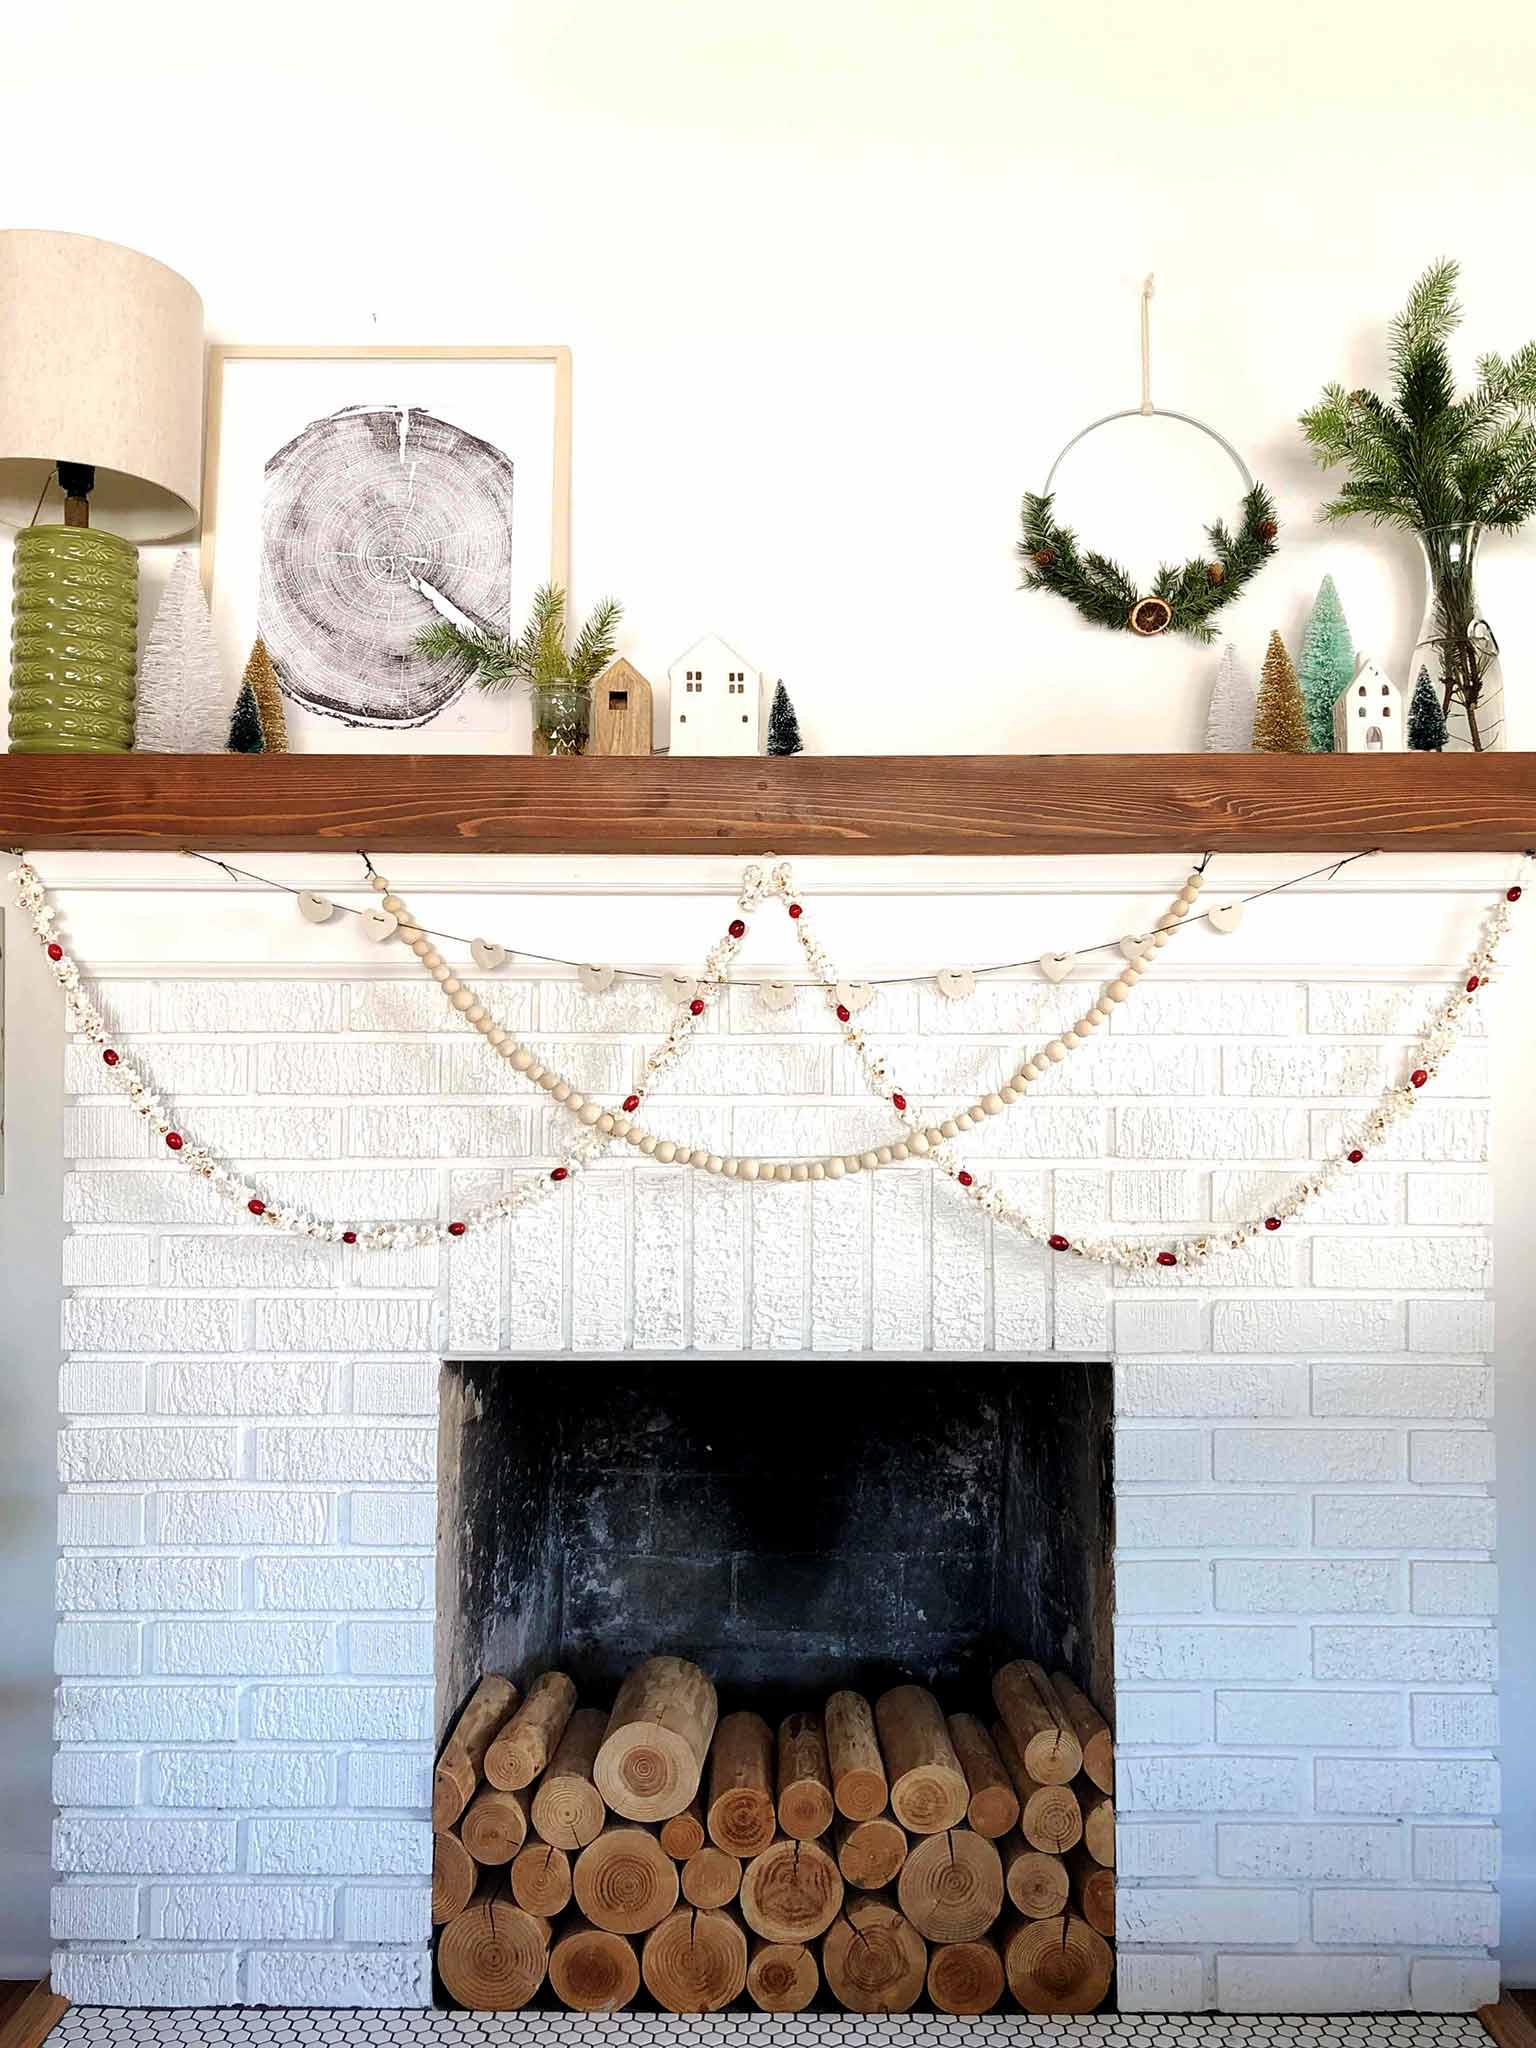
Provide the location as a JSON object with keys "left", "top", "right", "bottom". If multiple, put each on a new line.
{"left": 590, "top": 657, "right": 653, "bottom": 756}
{"left": 1333, "top": 654, "right": 1404, "bottom": 753}
{"left": 667, "top": 634, "right": 763, "bottom": 755}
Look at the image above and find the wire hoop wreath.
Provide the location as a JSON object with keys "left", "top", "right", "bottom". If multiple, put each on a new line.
{"left": 1020, "top": 405, "right": 1279, "bottom": 642}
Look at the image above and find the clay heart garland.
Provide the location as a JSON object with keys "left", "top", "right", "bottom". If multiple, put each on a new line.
{"left": 758, "top": 980, "right": 797, "bottom": 1010}
{"left": 359, "top": 907, "right": 398, "bottom": 943}
{"left": 1039, "top": 951, "right": 1076, "bottom": 983}
{"left": 1119, "top": 933, "right": 1151, "bottom": 962}
{"left": 835, "top": 980, "right": 875, "bottom": 1014}
{"left": 935, "top": 968, "right": 976, "bottom": 1002}
{"left": 1206, "top": 899, "right": 1244, "bottom": 934}
{"left": 577, "top": 963, "right": 616, "bottom": 994}
{"left": 471, "top": 938, "right": 508, "bottom": 971}
{"left": 297, "top": 892, "right": 334, "bottom": 924}
{"left": 661, "top": 973, "right": 699, "bottom": 1006}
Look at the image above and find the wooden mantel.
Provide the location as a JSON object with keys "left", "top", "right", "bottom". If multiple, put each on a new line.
{"left": 2, "top": 751, "right": 1534, "bottom": 856}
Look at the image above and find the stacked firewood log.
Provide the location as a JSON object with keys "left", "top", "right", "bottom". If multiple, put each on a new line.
{"left": 432, "top": 1653, "right": 1114, "bottom": 2015}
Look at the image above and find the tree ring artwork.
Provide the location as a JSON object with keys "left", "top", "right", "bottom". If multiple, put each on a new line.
{"left": 258, "top": 404, "right": 514, "bottom": 728}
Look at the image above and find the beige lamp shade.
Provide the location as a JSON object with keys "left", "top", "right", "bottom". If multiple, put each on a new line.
{"left": 0, "top": 230, "right": 204, "bottom": 540}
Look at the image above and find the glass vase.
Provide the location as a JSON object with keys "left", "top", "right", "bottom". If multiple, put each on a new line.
{"left": 531, "top": 682, "right": 590, "bottom": 757}
{"left": 1413, "top": 524, "right": 1505, "bottom": 752}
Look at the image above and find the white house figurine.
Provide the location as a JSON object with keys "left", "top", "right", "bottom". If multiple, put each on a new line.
{"left": 667, "top": 635, "right": 763, "bottom": 755}
{"left": 1333, "top": 654, "right": 1404, "bottom": 753}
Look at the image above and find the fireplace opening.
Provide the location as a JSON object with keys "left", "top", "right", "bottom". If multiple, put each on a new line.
{"left": 434, "top": 1358, "right": 1116, "bottom": 2015}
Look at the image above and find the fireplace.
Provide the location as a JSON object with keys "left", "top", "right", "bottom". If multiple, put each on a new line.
{"left": 432, "top": 1358, "right": 1117, "bottom": 2011}
{"left": 36, "top": 852, "right": 1503, "bottom": 2014}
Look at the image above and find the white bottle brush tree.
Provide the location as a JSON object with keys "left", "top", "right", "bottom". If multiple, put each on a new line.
{"left": 1203, "top": 643, "right": 1254, "bottom": 751}
{"left": 135, "top": 553, "right": 242, "bottom": 752}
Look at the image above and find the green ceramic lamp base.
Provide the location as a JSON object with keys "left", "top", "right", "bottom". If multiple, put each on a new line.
{"left": 8, "top": 524, "right": 138, "bottom": 754}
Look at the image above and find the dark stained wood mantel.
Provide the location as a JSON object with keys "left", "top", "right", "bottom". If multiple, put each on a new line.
{"left": 2, "top": 751, "right": 1534, "bottom": 856}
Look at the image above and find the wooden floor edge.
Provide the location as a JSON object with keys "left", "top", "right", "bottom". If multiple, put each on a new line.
{"left": 1478, "top": 1997, "right": 1536, "bottom": 2048}
{"left": 0, "top": 1980, "right": 68, "bottom": 2048}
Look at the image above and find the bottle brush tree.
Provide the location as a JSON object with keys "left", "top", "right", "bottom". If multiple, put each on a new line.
{"left": 1203, "top": 643, "right": 1254, "bottom": 751}
{"left": 1409, "top": 666, "right": 1449, "bottom": 750}
{"left": 1296, "top": 575, "right": 1354, "bottom": 751}
{"left": 766, "top": 680, "right": 803, "bottom": 756}
{"left": 1253, "top": 631, "right": 1309, "bottom": 753}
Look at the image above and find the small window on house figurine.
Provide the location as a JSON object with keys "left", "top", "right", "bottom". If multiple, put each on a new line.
{"left": 1367, "top": 725, "right": 1383, "bottom": 749}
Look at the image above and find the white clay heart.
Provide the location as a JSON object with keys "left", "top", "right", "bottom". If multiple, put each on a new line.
{"left": 471, "top": 938, "right": 508, "bottom": 971}
{"left": 835, "top": 980, "right": 875, "bottom": 1013}
{"left": 359, "top": 907, "right": 398, "bottom": 943}
{"left": 1206, "top": 899, "right": 1244, "bottom": 934}
{"left": 936, "top": 968, "right": 976, "bottom": 1001}
{"left": 1119, "top": 933, "right": 1151, "bottom": 962}
{"left": 297, "top": 891, "right": 334, "bottom": 924}
{"left": 1039, "top": 951, "right": 1075, "bottom": 983}
{"left": 758, "top": 980, "right": 796, "bottom": 1010}
{"left": 577, "top": 963, "right": 615, "bottom": 994}
{"left": 661, "top": 974, "right": 699, "bottom": 1006}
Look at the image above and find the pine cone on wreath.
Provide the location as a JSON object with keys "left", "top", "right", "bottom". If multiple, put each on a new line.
{"left": 1033, "top": 547, "right": 1057, "bottom": 570}
{"left": 1257, "top": 518, "right": 1278, "bottom": 542}
{"left": 1206, "top": 561, "right": 1226, "bottom": 586}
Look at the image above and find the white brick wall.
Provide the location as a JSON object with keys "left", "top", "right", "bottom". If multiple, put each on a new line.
{"left": 46, "top": 889, "right": 1498, "bottom": 2012}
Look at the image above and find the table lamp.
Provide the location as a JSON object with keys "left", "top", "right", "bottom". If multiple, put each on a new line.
{"left": 0, "top": 230, "right": 203, "bottom": 753}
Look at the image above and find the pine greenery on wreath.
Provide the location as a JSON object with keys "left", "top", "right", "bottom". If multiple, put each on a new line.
{"left": 1019, "top": 483, "right": 1279, "bottom": 642}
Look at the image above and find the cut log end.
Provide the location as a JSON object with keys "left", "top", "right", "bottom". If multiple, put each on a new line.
{"left": 1051, "top": 1671, "right": 1115, "bottom": 1796}
{"left": 927, "top": 1935, "right": 1005, "bottom": 2016}
{"left": 547, "top": 1919, "right": 639, "bottom": 2013}
{"left": 485, "top": 1669, "right": 578, "bottom": 1792}
{"left": 432, "top": 1830, "right": 478, "bottom": 1925}
{"left": 510, "top": 1839, "right": 572, "bottom": 1918}
{"left": 876, "top": 1685, "right": 969, "bottom": 1836}
{"left": 708, "top": 1710, "right": 777, "bottom": 1857}
{"left": 822, "top": 1890, "right": 928, "bottom": 2014}
{"left": 834, "top": 1814, "right": 908, "bottom": 1892}
{"left": 777, "top": 1710, "right": 835, "bottom": 1841}
{"left": 572, "top": 1825, "right": 680, "bottom": 1935}
{"left": 947, "top": 1712, "right": 1021, "bottom": 1840}
{"left": 896, "top": 1827, "right": 1004, "bottom": 1943}
{"left": 530, "top": 1705, "right": 608, "bottom": 1851}
{"left": 433, "top": 1674, "right": 519, "bottom": 1830}
{"left": 747, "top": 1938, "right": 819, "bottom": 2014}
{"left": 659, "top": 1795, "right": 706, "bottom": 1861}
{"left": 641, "top": 1906, "right": 748, "bottom": 2013}
{"left": 595, "top": 1656, "right": 718, "bottom": 1823}
{"left": 739, "top": 1835, "right": 844, "bottom": 1944}
{"left": 1004, "top": 1838, "right": 1071, "bottom": 1920}
{"left": 460, "top": 1784, "right": 532, "bottom": 1866}
{"left": 1003, "top": 1911, "right": 1114, "bottom": 2015}
{"left": 436, "top": 1888, "right": 550, "bottom": 2011}
{"left": 682, "top": 1845, "right": 742, "bottom": 1909}
{"left": 992, "top": 1661, "right": 1083, "bottom": 1787}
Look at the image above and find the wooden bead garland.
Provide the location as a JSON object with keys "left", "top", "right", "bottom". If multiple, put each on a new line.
{"left": 10, "top": 853, "right": 1520, "bottom": 1272}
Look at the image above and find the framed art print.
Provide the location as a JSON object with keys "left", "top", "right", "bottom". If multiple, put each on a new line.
{"left": 201, "top": 345, "right": 571, "bottom": 752}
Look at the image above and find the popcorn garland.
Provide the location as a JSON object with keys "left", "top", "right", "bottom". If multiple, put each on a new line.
{"left": 10, "top": 855, "right": 1524, "bottom": 1271}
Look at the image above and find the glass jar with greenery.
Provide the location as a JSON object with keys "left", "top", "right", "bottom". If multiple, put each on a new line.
{"left": 1300, "top": 260, "right": 1534, "bottom": 751}
{"left": 416, "top": 584, "right": 621, "bottom": 756}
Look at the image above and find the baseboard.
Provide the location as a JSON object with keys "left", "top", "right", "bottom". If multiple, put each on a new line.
{"left": 0, "top": 1980, "right": 69, "bottom": 2048}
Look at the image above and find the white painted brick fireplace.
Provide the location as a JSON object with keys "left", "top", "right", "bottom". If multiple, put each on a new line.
{"left": 30, "top": 852, "right": 1506, "bottom": 2014}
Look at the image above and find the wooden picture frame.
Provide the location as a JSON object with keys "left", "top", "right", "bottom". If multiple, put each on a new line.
{"left": 199, "top": 344, "right": 572, "bottom": 752}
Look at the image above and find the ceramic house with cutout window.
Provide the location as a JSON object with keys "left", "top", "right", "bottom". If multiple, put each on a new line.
{"left": 1333, "top": 653, "right": 1405, "bottom": 752}
{"left": 667, "top": 634, "right": 763, "bottom": 754}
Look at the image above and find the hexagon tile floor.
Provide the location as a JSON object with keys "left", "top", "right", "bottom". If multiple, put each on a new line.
{"left": 48, "top": 2014, "right": 1490, "bottom": 2048}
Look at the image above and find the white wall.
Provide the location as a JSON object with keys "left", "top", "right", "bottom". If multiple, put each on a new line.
{"left": 5, "top": 0, "right": 1536, "bottom": 750}
{"left": 3, "top": 0, "right": 1536, "bottom": 1985}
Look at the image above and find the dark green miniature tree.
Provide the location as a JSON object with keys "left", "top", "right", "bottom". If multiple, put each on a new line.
{"left": 766, "top": 680, "right": 803, "bottom": 756}
{"left": 1409, "top": 665, "right": 1448, "bottom": 751}
{"left": 226, "top": 679, "right": 266, "bottom": 752}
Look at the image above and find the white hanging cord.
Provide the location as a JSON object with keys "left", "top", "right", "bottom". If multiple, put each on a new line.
{"left": 1139, "top": 273, "right": 1155, "bottom": 415}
